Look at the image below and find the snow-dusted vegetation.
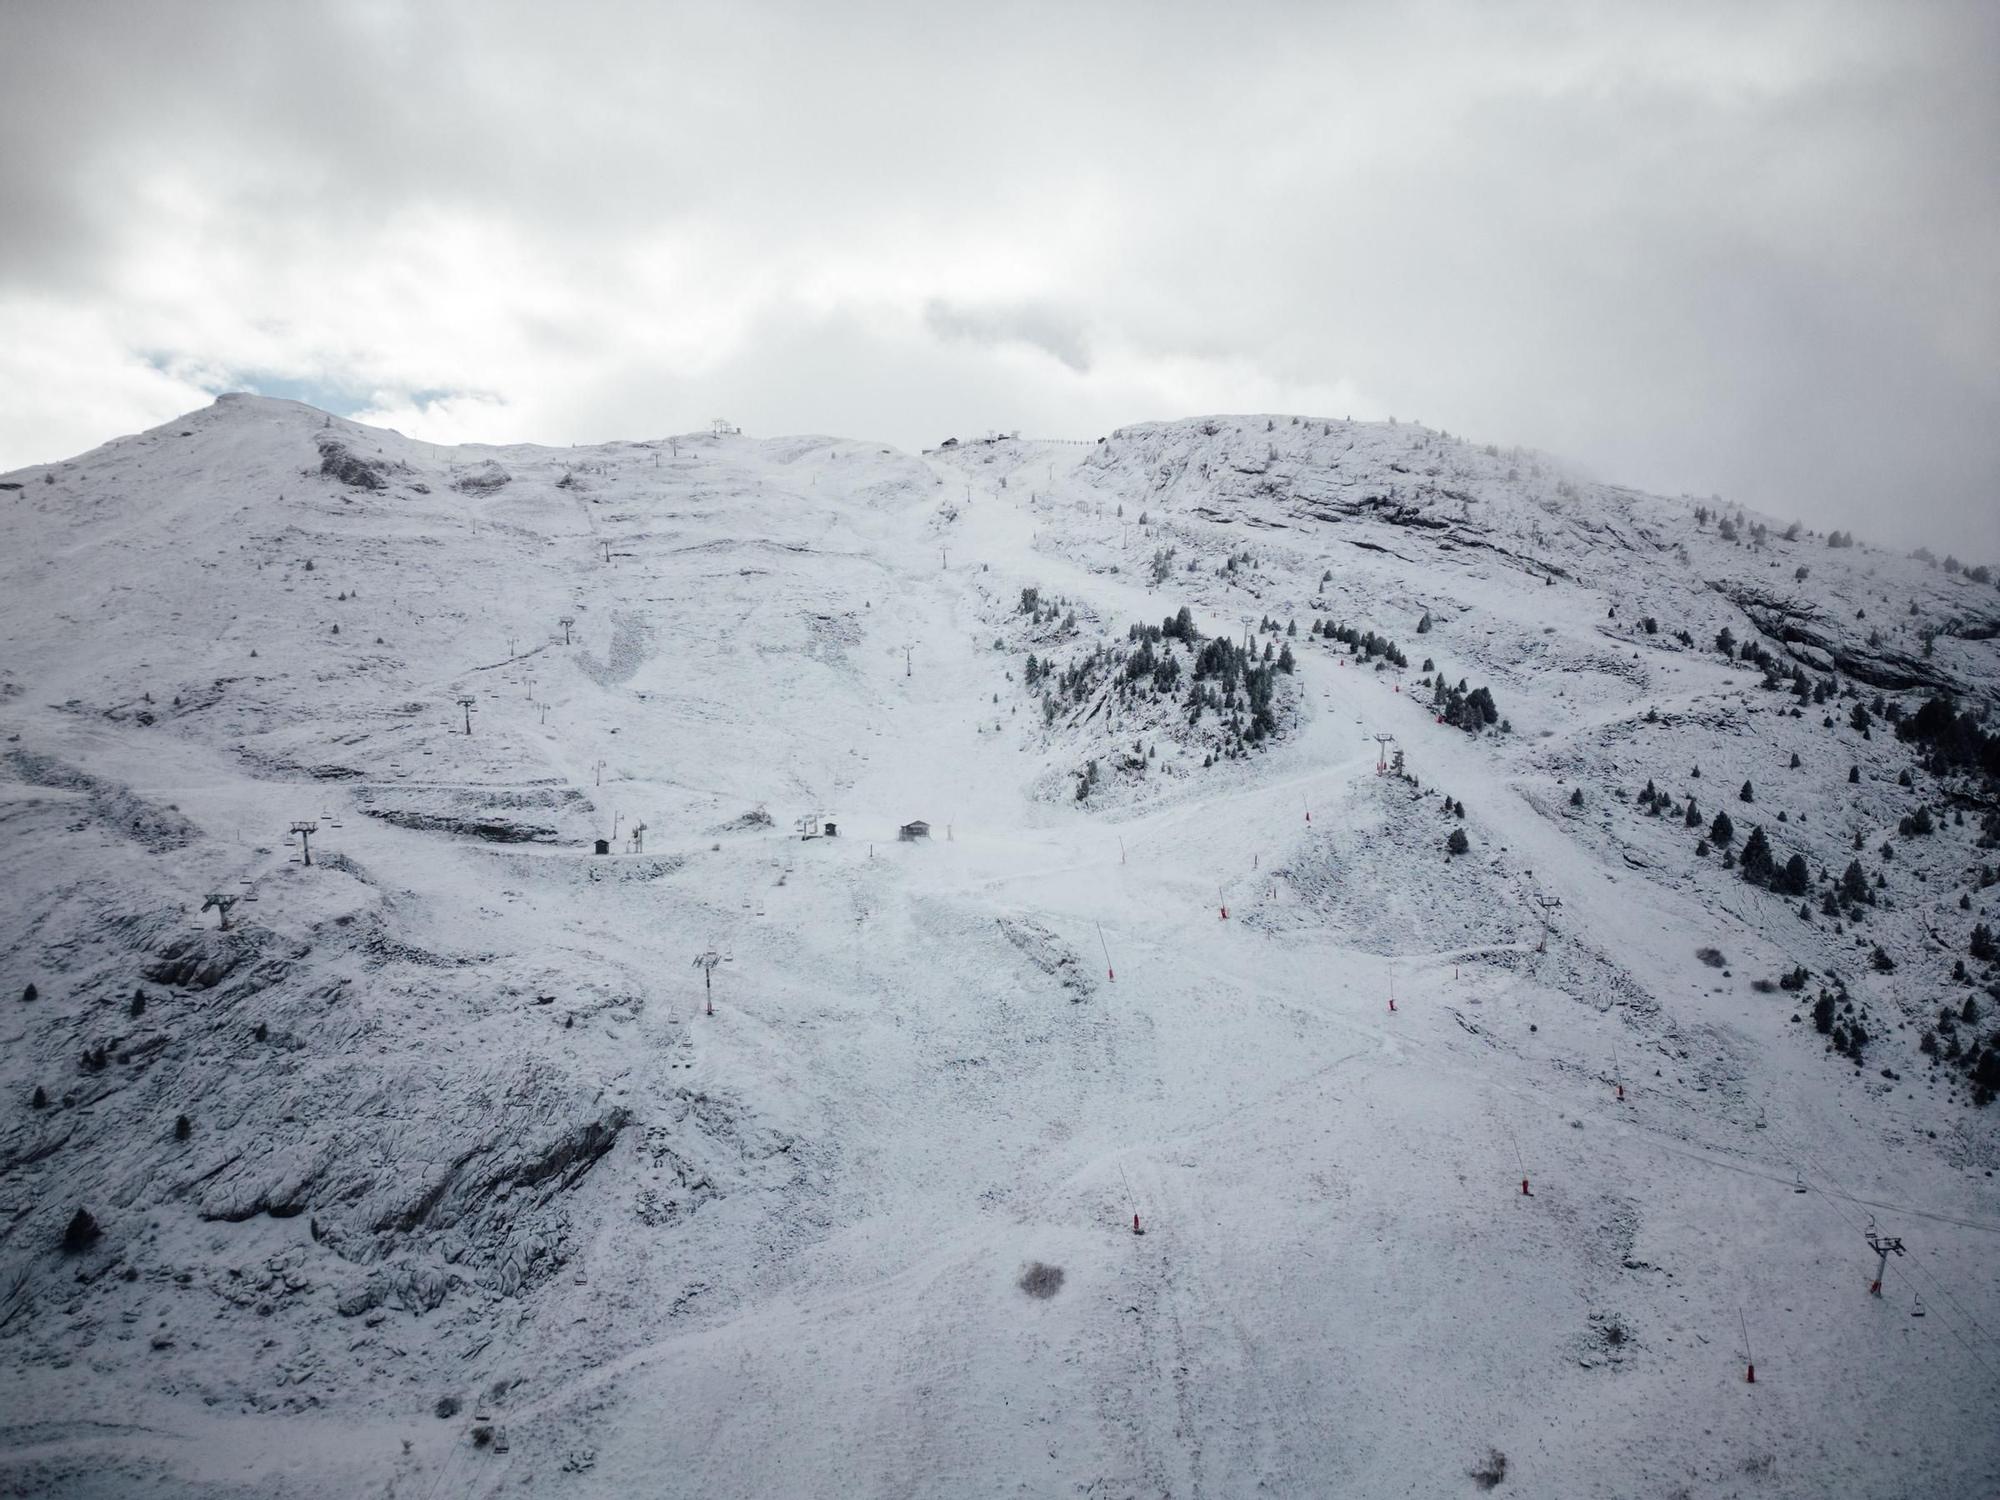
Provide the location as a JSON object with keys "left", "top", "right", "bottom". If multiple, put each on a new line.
{"left": 3, "top": 397, "right": 1997, "bottom": 1496}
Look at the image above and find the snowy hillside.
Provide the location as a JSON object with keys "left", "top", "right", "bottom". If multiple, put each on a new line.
{"left": 2, "top": 396, "right": 1997, "bottom": 1498}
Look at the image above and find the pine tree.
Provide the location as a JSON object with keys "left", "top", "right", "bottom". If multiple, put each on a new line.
{"left": 62, "top": 1208, "right": 101, "bottom": 1253}
{"left": 1447, "top": 828, "right": 1470, "bottom": 856}
{"left": 1778, "top": 853, "right": 1810, "bottom": 897}
{"left": 1739, "top": 780, "right": 1754, "bottom": 803}
{"left": 1839, "top": 860, "right": 1870, "bottom": 904}
{"left": 1710, "top": 810, "right": 1735, "bottom": 844}
{"left": 1740, "top": 826, "right": 1774, "bottom": 885}
{"left": 1684, "top": 798, "right": 1701, "bottom": 828}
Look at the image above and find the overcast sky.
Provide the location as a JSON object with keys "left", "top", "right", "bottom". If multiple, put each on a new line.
{"left": 3, "top": 1, "right": 1995, "bottom": 555}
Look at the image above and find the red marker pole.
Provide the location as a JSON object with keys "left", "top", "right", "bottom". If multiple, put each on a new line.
{"left": 1132, "top": 1213, "right": 1143, "bottom": 1235}
{"left": 1521, "top": 1178, "right": 1531, "bottom": 1196}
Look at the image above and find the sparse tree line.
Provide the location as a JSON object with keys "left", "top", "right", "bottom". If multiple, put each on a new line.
{"left": 1310, "top": 617, "right": 1406, "bottom": 668}
{"left": 1608, "top": 719, "right": 2000, "bottom": 1100}
{"left": 1691, "top": 503, "right": 1998, "bottom": 583}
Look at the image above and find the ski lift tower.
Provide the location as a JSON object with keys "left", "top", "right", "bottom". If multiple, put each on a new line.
{"left": 629, "top": 821, "right": 648, "bottom": 854}
{"left": 1373, "top": 733, "right": 1396, "bottom": 773}
{"left": 289, "top": 820, "right": 319, "bottom": 867}
{"left": 692, "top": 948, "right": 721, "bottom": 1015}
{"left": 201, "top": 893, "right": 239, "bottom": 930}
{"left": 457, "top": 696, "right": 476, "bottom": 735}
{"left": 1864, "top": 1224, "right": 1904, "bottom": 1296}
{"left": 1532, "top": 894, "right": 1562, "bottom": 952}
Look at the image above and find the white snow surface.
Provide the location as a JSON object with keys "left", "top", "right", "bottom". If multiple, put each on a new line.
{"left": 1, "top": 397, "right": 1997, "bottom": 1498}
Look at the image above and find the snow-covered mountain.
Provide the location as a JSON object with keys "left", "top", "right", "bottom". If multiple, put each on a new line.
{"left": 3, "top": 395, "right": 1996, "bottom": 1498}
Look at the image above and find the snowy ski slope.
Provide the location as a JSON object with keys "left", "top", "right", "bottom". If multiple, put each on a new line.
{"left": 1, "top": 396, "right": 1997, "bottom": 1498}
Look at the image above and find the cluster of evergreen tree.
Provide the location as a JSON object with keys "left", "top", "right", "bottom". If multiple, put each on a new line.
{"left": 1735, "top": 824, "right": 1811, "bottom": 897}
{"left": 1028, "top": 603, "right": 1294, "bottom": 755}
{"left": 1311, "top": 618, "right": 1407, "bottom": 667}
{"left": 1810, "top": 987, "right": 1871, "bottom": 1063}
{"left": 1765, "top": 661, "right": 1838, "bottom": 704}
{"left": 1121, "top": 634, "right": 1183, "bottom": 693}
{"left": 1898, "top": 693, "right": 2000, "bottom": 789}
{"left": 1432, "top": 676, "right": 1500, "bottom": 733}
{"left": 1668, "top": 789, "right": 1821, "bottom": 901}
{"left": 1017, "top": 586, "right": 1077, "bottom": 634}
{"left": 1922, "top": 999, "right": 2000, "bottom": 1106}
{"left": 1189, "top": 634, "right": 1285, "bottom": 740}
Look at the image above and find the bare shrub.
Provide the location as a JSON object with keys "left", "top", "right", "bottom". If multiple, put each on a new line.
{"left": 1696, "top": 947, "right": 1726, "bottom": 968}
{"left": 1018, "top": 1262, "right": 1065, "bottom": 1299}
{"left": 1470, "top": 1448, "right": 1508, "bottom": 1489}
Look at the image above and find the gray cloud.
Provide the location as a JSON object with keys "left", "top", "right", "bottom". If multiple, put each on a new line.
{"left": 2, "top": 0, "right": 1995, "bottom": 555}
{"left": 923, "top": 299, "right": 1091, "bottom": 373}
